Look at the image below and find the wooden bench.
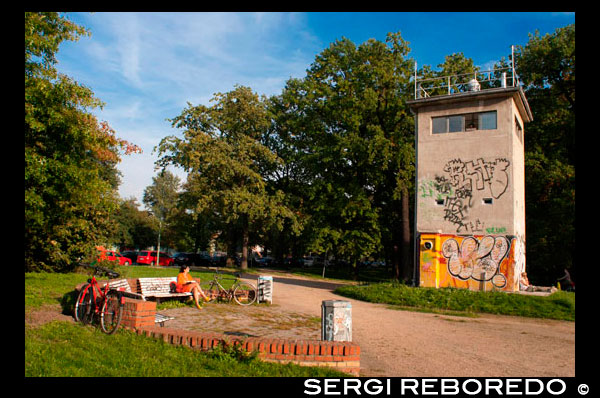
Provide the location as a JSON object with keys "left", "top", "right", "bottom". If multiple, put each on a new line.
{"left": 105, "top": 278, "right": 176, "bottom": 326}
{"left": 136, "top": 277, "right": 193, "bottom": 304}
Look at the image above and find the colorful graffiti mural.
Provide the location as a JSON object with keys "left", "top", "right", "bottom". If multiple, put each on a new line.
{"left": 419, "top": 233, "right": 524, "bottom": 292}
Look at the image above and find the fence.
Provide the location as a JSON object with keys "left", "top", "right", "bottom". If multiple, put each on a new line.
{"left": 414, "top": 46, "right": 521, "bottom": 100}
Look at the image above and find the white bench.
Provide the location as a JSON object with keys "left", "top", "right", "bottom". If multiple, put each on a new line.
{"left": 106, "top": 278, "right": 137, "bottom": 294}
{"left": 136, "top": 277, "right": 193, "bottom": 304}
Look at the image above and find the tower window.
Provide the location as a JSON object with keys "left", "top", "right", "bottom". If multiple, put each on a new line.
{"left": 432, "top": 111, "right": 497, "bottom": 134}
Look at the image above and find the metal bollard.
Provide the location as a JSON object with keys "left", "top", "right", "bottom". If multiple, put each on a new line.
{"left": 321, "top": 300, "right": 352, "bottom": 342}
{"left": 257, "top": 275, "right": 273, "bottom": 304}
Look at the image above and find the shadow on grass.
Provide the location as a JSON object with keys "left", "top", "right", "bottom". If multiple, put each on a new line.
{"left": 59, "top": 289, "right": 79, "bottom": 317}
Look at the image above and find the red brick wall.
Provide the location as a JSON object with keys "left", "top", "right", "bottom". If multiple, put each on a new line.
{"left": 120, "top": 298, "right": 156, "bottom": 329}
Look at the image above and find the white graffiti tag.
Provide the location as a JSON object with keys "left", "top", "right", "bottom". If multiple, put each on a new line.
{"left": 442, "top": 236, "right": 510, "bottom": 288}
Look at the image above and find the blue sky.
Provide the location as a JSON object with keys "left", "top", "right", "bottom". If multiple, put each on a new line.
{"left": 55, "top": 12, "right": 575, "bottom": 208}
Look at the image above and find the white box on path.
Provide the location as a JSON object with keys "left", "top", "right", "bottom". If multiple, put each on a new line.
{"left": 321, "top": 300, "right": 352, "bottom": 342}
{"left": 257, "top": 275, "right": 273, "bottom": 304}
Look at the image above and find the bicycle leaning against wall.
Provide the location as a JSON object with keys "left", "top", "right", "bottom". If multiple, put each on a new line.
{"left": 203, "top": 269, "right": 257, "bottom": 306}
{"left": 74, "top": 262, "right": 125, "bottom": 334}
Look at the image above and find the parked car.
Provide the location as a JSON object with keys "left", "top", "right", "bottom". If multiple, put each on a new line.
{"left": 136, "top": 251, "right": 174, "bottom": 266}
{"left": 313, "top": 257, "right": 325, "bottom": 267}
{"left": 282, "top": 257, "right": 303, "bottom": 268}
{"left": 369, "top": 260, "right": 387, "bottom": 268}
{"left": 121, "top": 250, "right": 139, "bottom": 264}
{"left": 301, "top": 256, "right": 316, "bottom": 267}
{"left": 330, "top": 259, "right": 349, "bottom": 268}
{"left": 173, "top": 252, "right": 189, "bottom": 267}
{"left": 97, "top": 248, "right": 132, "bottom": 266}
{"left": 197, "top": 253, "right": 218, "bottom": 267}
{"left": 172, "top": 252, "right": 207, "bottom": 267}
{"left": 255, "top": 256, "right": 275, "bottom": 267}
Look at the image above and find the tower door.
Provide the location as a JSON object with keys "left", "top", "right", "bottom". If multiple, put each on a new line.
{"left": 419, "top": 233, "right": 441, "bottom": 288}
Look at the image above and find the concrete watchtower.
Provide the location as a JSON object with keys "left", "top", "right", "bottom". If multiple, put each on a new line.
{"left": 407, "top": 53, "right": 532, "bottom": 292}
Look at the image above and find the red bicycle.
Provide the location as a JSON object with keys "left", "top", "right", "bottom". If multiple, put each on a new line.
{"left": 74, "top": 263, "right": 125, "bottom": 334}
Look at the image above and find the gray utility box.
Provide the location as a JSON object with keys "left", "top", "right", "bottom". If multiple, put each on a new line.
{"left": 321, "top": 300, "right": 352, "bottom": 342}
{"left": 257, "top": 275, "right": 273, "bottom": 304}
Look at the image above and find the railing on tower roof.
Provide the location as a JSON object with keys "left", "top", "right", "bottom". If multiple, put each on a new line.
{"left": 413, "top": 46, "right": 521, "bottom": 100}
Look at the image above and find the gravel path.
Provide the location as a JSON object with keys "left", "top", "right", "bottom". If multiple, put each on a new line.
{"left": 162, "top": 270, "right": 575, "bottom": 377}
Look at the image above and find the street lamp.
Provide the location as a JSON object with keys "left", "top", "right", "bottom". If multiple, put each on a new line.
{"left": 148, "top": 209, "right": 164, "bottom": 267}
{"left": 156, "top": 218, "right": 162, "bottom": 267}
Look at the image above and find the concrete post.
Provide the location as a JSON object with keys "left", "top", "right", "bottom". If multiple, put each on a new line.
{"left": 321, "top": 300, "right": 352, "bottom": 342}
{"left": 257, "top": 275, "right": 273, "bottom": 304}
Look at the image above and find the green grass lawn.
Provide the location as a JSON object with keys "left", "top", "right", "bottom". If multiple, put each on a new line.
{"left": 334, "top": 281, "right": 575, "bottom": 321}
{"left": 25, "top": 321, "right": 345, "bottom": 377}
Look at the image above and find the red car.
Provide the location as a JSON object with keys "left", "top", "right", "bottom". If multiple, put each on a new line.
{"left": 136, "top": 251, "right": 173, "bottom": 266}
{"left": 97, "top": 247, "right": 132, "bottom": 266}
{"left": 106, "top": 250, "right": 132, "bottom": 266}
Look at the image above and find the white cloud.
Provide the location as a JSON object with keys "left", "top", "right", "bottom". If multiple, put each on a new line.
{"left": 116, "top": 15, "right": 142, "bottom": 87}
{"left": 60, "top": 12, "right": 319, "bottom": 206}
{"left": 479, "top": 59, "right": 501, "bottom": 72}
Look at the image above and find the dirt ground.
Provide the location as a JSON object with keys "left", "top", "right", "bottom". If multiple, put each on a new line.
{"left": 159, "top": 270, "right": 575, "bottom": 377}
{"left": 27, "top": 270, "right": 575, "bottom": 377}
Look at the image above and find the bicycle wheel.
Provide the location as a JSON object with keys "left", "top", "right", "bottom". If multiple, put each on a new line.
{"left": 203, "top": 281, "right": 220, "bottom": 303}
{"left": 75, "top": 284, "right": 94, "bottom": 324}
{"left": 233, "top": 281, "right": 257, "bottom": 306}
{"left": 100, "top": 291, "right": 123, "bottom": 334}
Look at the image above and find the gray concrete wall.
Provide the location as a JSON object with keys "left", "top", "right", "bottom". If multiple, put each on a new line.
{"left": 414, "top": 93, "right": 526, "bottom": 238}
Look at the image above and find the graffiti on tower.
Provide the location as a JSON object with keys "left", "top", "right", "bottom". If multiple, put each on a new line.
{"left": 419, "top": 157, "right": 511, "bottom": 233}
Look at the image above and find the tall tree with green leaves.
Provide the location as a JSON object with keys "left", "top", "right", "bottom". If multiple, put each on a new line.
{"left": 157, "top": 85, "right": 299, "bottom": 269}
{"left": 143, "top": 170, "right": 182, "bottom": 253}
{"left": 25, "top": 12, "right": 141, "bottom": 272}
{"left": 514, "top": 24, "right": 575, "bottom": 285}
{"left": 111, "top": 198, "right": 157, "bottom": 250}
{"left": 271, "top": 32, "right": 416, "bottom": 280}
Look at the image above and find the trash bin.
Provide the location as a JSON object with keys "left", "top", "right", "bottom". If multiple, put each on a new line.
{"left": 321, "top": 300, "right": 352, "bottom": 342}
{"left": 257, "top": 275, "right": 273, "bottom": 304}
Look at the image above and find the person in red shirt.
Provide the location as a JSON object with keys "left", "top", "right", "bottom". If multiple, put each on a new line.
{"left": 177, "top": 265, "right": 210, "bottom": 309}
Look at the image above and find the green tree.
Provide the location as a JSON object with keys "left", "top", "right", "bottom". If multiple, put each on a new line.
{"left": 143, "top": 170, "right": 182, "bottom": 253}
{"left": 111, "top": 198, "right": 157, "bottom": 251}
{"left": 437, "top": 52, "right": 479, "bottom": 93}
{"left": 514, "top": 24, "right": 575, "bottom": 285}
{"left": 25, "top": 12, "right": 141, "bottom": 272}
{"left": 157, "top": 85, "right": 299, "bottom": 269}
{"left": 416, "top": 52, "right": 482, "bottom": 97}
{"left": 271, "top": 33, "right": 416, "bottom": 280}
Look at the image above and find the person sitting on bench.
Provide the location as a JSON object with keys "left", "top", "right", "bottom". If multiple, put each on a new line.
{"left": 177, "top": 265, "right": 210, "bottom": 309}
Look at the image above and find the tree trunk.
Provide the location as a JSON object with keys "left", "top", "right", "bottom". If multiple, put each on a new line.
{"left": 401, "top": 186, "right": 412, "bottom": 283}
{"left": 241, "top": 224, "right": 249, "bottom": 270}
{"left": 393, "top": 244, "right": 400, "bottom": 281}
{"left": 352, "top": 260, "right": 359, "bottom": 281}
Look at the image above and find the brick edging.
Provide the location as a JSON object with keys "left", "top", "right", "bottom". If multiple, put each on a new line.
{"left": 131, "top": 325, "right": 360, "bottom": 376}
